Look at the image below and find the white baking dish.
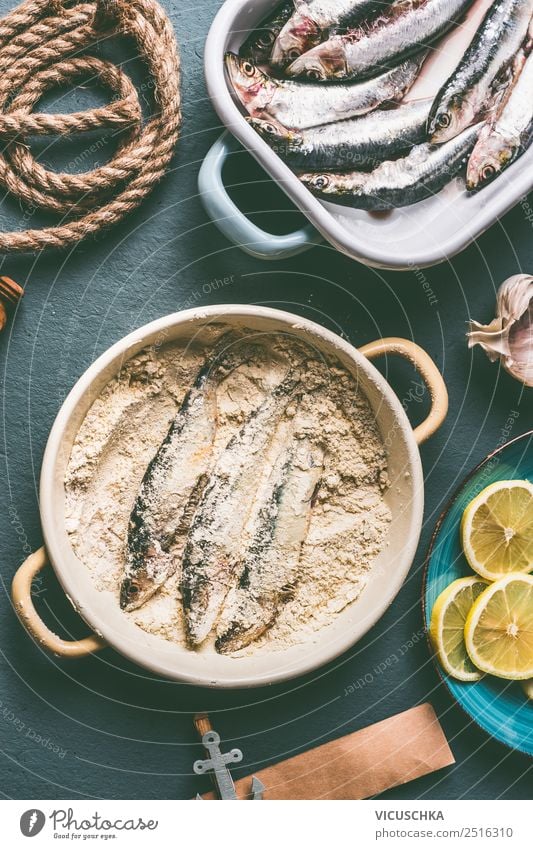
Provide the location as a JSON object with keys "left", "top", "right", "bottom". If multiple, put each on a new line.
{"left": 12, "top": 306, "right": 447, "bottom": 688}
{"left": 200, "top": 0, "right": 533, "bottom": 269}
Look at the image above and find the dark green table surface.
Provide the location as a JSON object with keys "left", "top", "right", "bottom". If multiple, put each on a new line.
{"left": 1, "top": 0, "right": 532, "bottom": 801}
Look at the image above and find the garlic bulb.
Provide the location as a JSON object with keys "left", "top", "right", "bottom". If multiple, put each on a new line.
{"left": 467, "top": 274, "right": 533, "bottom": 387}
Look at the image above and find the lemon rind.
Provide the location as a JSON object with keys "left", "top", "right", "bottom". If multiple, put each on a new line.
{"left": 461, "top": 480, "right": 533, "bottom": 581}
{"left": 429, "top": 577, "right": 487, "bottom": 682}
{"left": 464, "top": 573, "right": 533, "bottom": 680}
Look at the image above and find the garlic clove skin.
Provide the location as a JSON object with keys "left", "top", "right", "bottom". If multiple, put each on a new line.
{"left": 467, "top": 274, "right": 533, "bottom": 387}
{"left": 468, "top": 316, "right": 510, "bottom": 362}
{"left": 506, "top": 297, "right": 533, "bottom": 385}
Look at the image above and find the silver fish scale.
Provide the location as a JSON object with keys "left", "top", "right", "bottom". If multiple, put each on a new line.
{"left": 455, "top": 0, "right": 533, "bottom": 91}
{"left": 267, "top": 59, "right": 421, "bottom": 129}
{"left": 342, "top": 0, "right": 472, "bottom": 72}
{"left": 271, "top": 0, "right": 385, "bottom": 67}
{"left": 299, "top": 0, "right": 381, "bottom": 27}
{"left": 256, "top": 99, "right": 431, "bottom": 170}
{"left": 240, "top": 1, "right": 293, "bottom": 62}
{"left": 287, "top": 0, "right": 473, "bottom": 79}
{"left": 358, "top": 123, "right": 481, "bottom": 204}
{"left": 303, "top": 122, "right": 481, "bottom": 209}
{"left": 226, "top": 52, "right": 421, "bottom": 130}
{"left": 468, "top": 50, "right": 533, "bottom": 188}
{"left": 430, "top": 0, "right": 533, "bottom": 138}
{"left": 495, "top": 53, "right": 533, "bottom": 141}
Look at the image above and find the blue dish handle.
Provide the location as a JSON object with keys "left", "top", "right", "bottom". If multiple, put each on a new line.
{"left": 198, "top": 132, "right": 322, "bottom": 259}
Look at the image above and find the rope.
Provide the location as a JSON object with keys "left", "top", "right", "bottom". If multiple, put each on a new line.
{"left": 0, "top": 0, "right": 181, "bottom": 252}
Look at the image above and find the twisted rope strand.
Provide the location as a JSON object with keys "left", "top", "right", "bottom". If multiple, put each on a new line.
{"left": 0, "top": 0, "right": 181, "bottom": 252}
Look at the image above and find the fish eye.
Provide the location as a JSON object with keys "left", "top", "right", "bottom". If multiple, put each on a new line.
{"left": 306, "top": 69, "right": 323, "bottom": 80}
{"left": 313, "top": 175, "right": 329, "bottom": 190}
{"left": 287, "top": 49, "right": 301, "bottom": 62}
{"left": 242, "top": 61, "right": 255, "bottom": 76}
{"left": 482, "top": 164, "right": 496, "bottom": 182}
{"left": 264, "top": 123, "right": 277, "bottom": 134}
{"left": 257, "top": 31, "right": 274, "bottom": 47}
{"left": 127, "top": 584, "right": 139, "bottom": 595}
{"left": 436, "top": 112, "right": 451, "bottom": 129}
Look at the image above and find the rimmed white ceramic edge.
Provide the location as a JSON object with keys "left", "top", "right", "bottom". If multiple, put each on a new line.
{"left": 40, "top": 305, "right": 424, "bottom": 688}
{"left": 204, "top": 0, "right": 533, "bottom": 270}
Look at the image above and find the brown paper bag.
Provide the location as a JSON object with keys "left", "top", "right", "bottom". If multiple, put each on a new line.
{"left": 203, "top": 703, "right": 454, "bottom": 800}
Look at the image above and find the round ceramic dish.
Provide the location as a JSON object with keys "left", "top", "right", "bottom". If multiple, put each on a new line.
{"left": 12, "top": 305, "right": 447, "bottom": 688}
{"left": 423, "top": 430, "right": 533, "bottom": 756}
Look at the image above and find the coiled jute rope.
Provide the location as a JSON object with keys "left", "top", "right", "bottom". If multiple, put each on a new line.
{"left": 0, "top": 0, "right": 181, "bottom": 252}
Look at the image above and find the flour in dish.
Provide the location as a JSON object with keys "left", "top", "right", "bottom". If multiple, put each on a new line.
{"left": 64, "top": 327, "right": 391, "bottom": 655}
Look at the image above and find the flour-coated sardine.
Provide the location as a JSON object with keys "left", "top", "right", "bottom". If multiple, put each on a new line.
{"left": 216, "top": 438, "right": 323, "bottom": 653}
{"left": 121, "top": 336, "right": 252, "bottom": 611}
{"left": 181, "top": 372, "right": 301, "bottom": 645}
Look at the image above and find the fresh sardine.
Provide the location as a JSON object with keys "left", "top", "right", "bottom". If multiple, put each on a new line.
{"left": 467, "top": 49, "right": 533, "bottom": 190}
{"left": 299, "top": 121, "right": 481, "bottom": 209}
{"left": 270, "top": 0, "right": 385, "bottom": 68}
{"left": 225, "top": 52, "right": 422, "bottom": 130}
{"left": 240, "top": 1, "right": 295, "bottom": 64}
{"left": 216, "top": 438, "right": 323, "bottom": 654}
{"left": 428, "top": 0, "right": 533, "bottom": 143}
{"left": 249, "top": 99, "right": 431, "bottom": 171}
{"left": 285, "top": 0, "right": 473, "bottom": 80}
{"left": 121, "top": 336, "right": 250, "bottom": 612}
{"left": 181, "top": 372, "right": 301, "bottom": 645}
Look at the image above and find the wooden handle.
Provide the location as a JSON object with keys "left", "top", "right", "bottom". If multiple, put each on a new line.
{"left": 11, "top": 546, "right": 106, "bottom": 657}
{"left": 194, "top": 713, "right": 214, "bottom": 738}
{"left": 194, "top": 713, "right": 218, "bottom": 797}
{"left": 359, "top": 337, "right": 448, "bottom": 446}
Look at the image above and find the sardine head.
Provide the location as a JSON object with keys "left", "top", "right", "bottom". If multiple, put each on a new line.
{"left": 244, "top": 26, "right": 279, "bottom": 65}
{"left": 300, "top": 173, "right": 331, "bottom": 194}
{"left": 300, "top": 172, "right": 365, "bottom": 199}
{"left": 428, "top": 93, "right": 473, "bottom": 144}
{"left": 270, "top": 13, "right": 321, "bottom": 68}
{"left": 224, "top": 53, "right": 275, "bottom": 115}
{"left": 248, "top": 116, "right": 301, "bottom": 149}
{"left": 120, "top": 574, "right": 150, "bottom": 611}
{"left": 466, "top": 132, "right": 515, "bottom": 191}
{"left": 285, "top": 40, "right": 347, "bottom": 80}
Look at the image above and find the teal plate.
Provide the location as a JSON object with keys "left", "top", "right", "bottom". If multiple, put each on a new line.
{"left": 423, "top": 430, "right": 533, "bottom": 756}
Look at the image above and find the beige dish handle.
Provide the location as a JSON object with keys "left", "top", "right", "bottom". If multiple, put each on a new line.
{"left": 11, "top": 546, "right": 106, "bottom": 657}
{"left": 360, "top": 337, "right": 448, "bottom": 445}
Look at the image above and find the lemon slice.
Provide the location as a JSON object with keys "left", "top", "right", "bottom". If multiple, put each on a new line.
{"left": 461, "top": 480, "right": 533, "bottom": 580}
{"left": 464, "top": 573, "right": 533, "bottom": 680}
{"left": 429, "top": 576, "right": 488, "bottom": 681}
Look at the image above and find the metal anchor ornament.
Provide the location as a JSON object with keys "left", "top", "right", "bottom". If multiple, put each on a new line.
{"left": 193, "top": 714, "right": 265, "bottom": 800}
